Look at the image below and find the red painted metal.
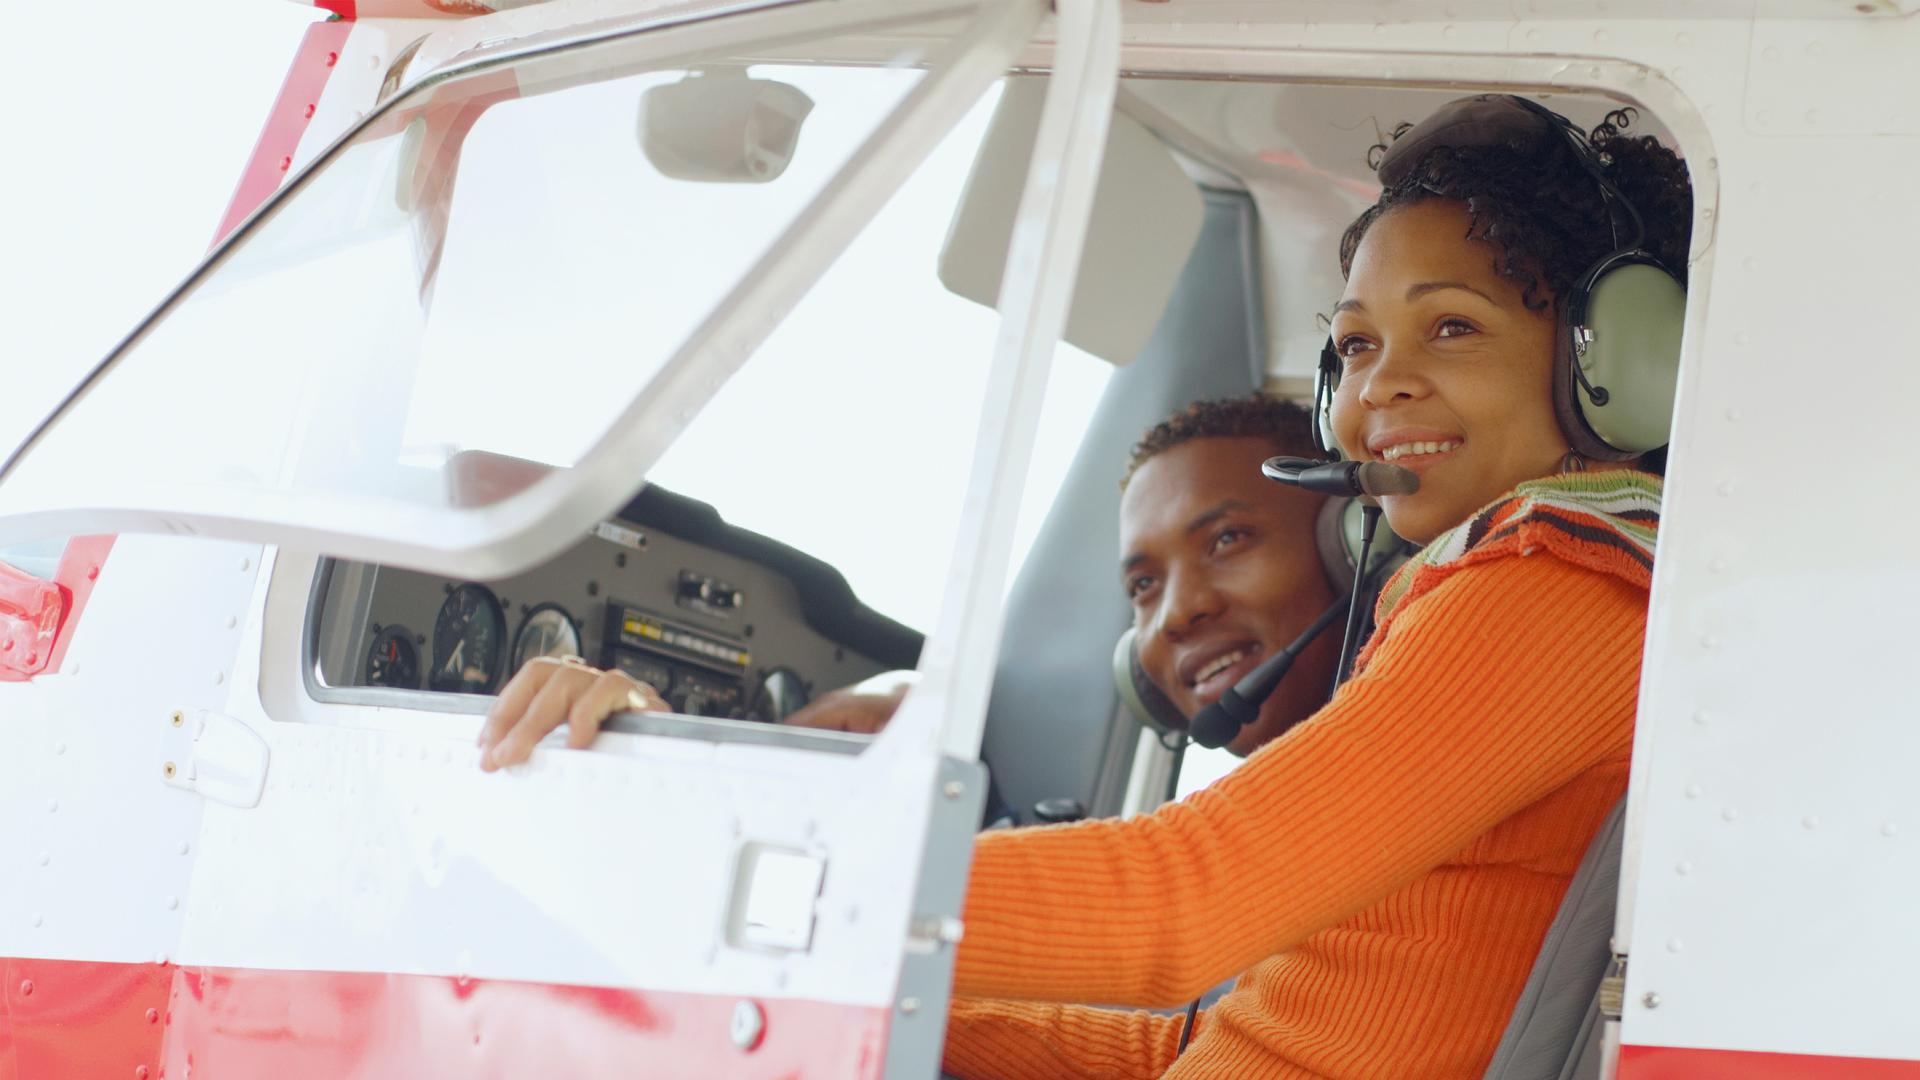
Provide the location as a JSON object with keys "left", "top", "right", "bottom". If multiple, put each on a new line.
{"left": 2, "top": 958, "right": 888, "bottom": 1078}
{"left": 39, "top": 535, "right": 113, "bottom": 677}
{"left": 310, "top": 0, "right": 508, "bottom": 16}
{"left": 0, "top": 959, "right": 172, "bottom": 1080}
{"left": 212, "top": 19, "right": 356, "bottom": 246}
{"left": 0, "top": 560, "right": 65, "bottom": 682}
{"left": 1622, "top": 1043, "right": 1920, "bottom": 1078}
{"left": 351, "top": 0, "right": 500, "bottom": 16}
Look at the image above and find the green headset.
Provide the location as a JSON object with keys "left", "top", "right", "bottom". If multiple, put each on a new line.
{"left": 1312, "top": 94, "right": 1686, "bottom": 462}
{"left": 1111, "top": 495, "right": 1408, "bottom": 737}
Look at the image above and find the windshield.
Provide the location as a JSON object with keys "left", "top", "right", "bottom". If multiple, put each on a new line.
{"left": 0, "top": 5, "right": 992, "bottom": 557}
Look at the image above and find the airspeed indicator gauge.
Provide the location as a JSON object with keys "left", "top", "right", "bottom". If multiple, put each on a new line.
{"left": 431, "top": 583, "right": 506, "bottom": 694}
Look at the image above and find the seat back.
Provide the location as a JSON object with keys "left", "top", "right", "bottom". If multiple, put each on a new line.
{"left": 1482, "top": 796, "right": 1628, "bottom": 1080}
{"left": 980, "top": 189, "right": 1268, "bottom": 822}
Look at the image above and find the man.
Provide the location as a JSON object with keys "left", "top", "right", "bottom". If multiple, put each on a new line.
{"left": 477, "top": 395, "right": 1341, "bottom": 766}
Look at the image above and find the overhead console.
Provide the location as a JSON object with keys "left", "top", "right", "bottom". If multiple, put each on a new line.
{"left": 306, "top": 484, "right": 921, "bottom": 724}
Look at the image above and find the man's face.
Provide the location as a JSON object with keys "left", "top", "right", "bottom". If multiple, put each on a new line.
{"left": 1119, "top": 436, "right": 1340, "bottom": 755}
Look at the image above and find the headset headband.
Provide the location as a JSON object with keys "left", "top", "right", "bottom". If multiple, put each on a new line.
{"left": 1375, "top": 94, "right": 1644, "bottom": 253}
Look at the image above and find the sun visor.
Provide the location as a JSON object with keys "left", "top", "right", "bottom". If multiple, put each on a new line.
{"left": 938, "top": 78, "right": 1203, "bottom": 366}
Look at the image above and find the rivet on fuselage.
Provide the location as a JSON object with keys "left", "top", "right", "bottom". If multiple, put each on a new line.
{"left": 730, "top": 1000, "right": 766, "bottom": 1052}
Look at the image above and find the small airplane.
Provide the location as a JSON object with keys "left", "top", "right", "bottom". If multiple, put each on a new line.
{"left": 2, "top": 0, "right": 1916, "bottom": 1076}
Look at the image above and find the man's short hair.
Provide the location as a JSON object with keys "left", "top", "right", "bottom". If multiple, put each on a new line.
{"left": 1122, "top": 394, "right": 1319, "bottom": 490}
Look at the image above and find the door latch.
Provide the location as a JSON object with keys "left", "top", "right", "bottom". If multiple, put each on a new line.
{"left": 161, "top": 709, "right": 269, "bottom": 808}
{"left": 1596, "top": 952, "right": 1628, "bottom": 1021}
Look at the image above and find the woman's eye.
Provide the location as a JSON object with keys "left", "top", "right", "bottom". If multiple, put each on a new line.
{"left": 1126, "top": 575, "right": 1157, "bottom": 600}
{"left": 1435, "top": 317, "right": 1477, "bottom": 339}
{"left": 1335, "top": 334, "right": 1374, "bottom": 360}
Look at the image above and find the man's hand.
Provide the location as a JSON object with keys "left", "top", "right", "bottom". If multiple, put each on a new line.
{"left": 781, "top": 681, "right": 911, "bottom": 735}
{"left": 477, "top": 657, "right": 667, "bottom": 771}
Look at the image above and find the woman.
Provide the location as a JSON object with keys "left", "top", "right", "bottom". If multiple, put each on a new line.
{"left": 936, "top": 98, "right": 1688, "bottom": 1078}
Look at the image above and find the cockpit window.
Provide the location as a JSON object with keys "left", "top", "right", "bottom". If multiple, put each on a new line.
{"left": 0, "top": 5, "right": 1014, "bottom": 575}
{"left": 646, "top": 84, "right": 1113, "bottom": 629}
{"left": 303, "top": 76, "right": 1115, "bottom": 720}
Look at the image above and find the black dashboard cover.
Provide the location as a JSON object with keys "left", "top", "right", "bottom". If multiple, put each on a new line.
{"left": 623, "top": 485, "right": 924, "bottom": 673}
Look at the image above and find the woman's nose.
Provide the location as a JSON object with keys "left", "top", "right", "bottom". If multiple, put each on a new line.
{"left": 1357, "top": 340, "right": 1431, "bottom": 409}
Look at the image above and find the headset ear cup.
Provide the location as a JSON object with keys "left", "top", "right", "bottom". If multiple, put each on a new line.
{"left": 1314, "top": 339, "right": 1344, "bottom": 459}
{"left": 1557, "top": 259, "right": 1686, "bottom": 460}
{"left": 1314, "top": 497, "right": 1360, "bottom": 596}
{"left": 1112, "top": 628, "right": 1189, "bottom": 736}
{"left": 1316, "top": 496, "right": 1413, "bottom": 595}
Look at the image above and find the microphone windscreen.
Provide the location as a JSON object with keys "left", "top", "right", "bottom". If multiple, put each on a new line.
{"left": 1188, "top": 703, "right": 1240, "bottom": 749}
{"left": 1355, "top": 461, "right": 1420, "bottom": 496}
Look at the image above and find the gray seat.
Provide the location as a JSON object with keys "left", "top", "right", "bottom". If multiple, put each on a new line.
{"left": 981, "top": 188, "right": 1269, "bottom": 823}
{"left": 1482, "top": 797, "right": 1628, "bottom": 1080}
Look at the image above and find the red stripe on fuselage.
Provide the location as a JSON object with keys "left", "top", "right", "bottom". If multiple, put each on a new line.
{"left": 212, "top": 19, "right": 355, "bottom": 246}
{"left": 2, "top": 957, "right": 172, "bottom": 1079}
{"left": 1, "top": 959, "right": 888, "bottom": 1078}
{"left": 1623, "top": 1042, "right": 1920, "bottom": 1077}
{"left": 41, "top": 534, "right": 114, "bottom": 676}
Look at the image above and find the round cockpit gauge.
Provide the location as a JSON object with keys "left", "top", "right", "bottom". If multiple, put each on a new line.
{"left": 747, "top": 667, "right": 811, "bottom": 724}
{"left": 430, "top": 583, "right": 506, "bottom": 694}
{"left": 363, "top": 625, "right": 420, "bottom": 689}
{"left": 512, "top": 603, "right": 582, "bottom": 674}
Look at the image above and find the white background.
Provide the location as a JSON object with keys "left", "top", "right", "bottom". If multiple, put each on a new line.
{"left": 1, "top": 2, "right": 322, "bottom": 459}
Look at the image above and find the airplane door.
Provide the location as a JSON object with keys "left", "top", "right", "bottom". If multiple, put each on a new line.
{"left": 0, "top": 0, "right": 1124, "bottom": 1075}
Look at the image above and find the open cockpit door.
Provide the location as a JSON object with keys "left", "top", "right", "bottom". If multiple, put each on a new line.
{"left": 0, "top": 0, "right": 1134, "bottom": 1076}
{"left": 0, "top": 0, "right": 1039, "bottom": 582}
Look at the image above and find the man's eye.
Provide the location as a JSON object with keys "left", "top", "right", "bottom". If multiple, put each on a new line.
{"left": 1210, "top": 528, "right": 1248, "bottom": 554}
{"left": 1126, "top": 575, "right": 1156, "bottom": 600}
{"left": 1435, "top": 316, "right": 1477, "bottom": 338}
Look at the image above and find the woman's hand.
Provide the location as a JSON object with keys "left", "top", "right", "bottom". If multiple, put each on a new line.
{"left": 477, "top": 657, "right": 667, "bottom": 771}
{"left": 476, "top": 664, "right": 918, "bottom": 770}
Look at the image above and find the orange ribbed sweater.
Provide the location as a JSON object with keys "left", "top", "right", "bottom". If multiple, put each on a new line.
{"left": 942, "top": 503, "right": 1651, "bottom": 1078}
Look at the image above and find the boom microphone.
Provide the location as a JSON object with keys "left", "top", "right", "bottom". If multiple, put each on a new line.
{"left": 1261, "top": 457, "right": 1420, "bottom": 498}
{"left": 1188, "top": 596, "right": 1351, "bottom": 749}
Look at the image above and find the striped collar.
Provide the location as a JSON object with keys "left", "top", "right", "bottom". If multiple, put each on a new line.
{"left": 1364, "top": 470, "right": 1664, "bottom": 662}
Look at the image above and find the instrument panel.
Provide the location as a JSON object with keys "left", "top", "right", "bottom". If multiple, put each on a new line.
{"left": 310, "top": 485, "right": 922, "bottom": 724}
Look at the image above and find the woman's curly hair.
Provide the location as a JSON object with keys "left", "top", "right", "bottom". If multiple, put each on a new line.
{"left": 1338, "top": 107, "right": 1693, "bottom": 309}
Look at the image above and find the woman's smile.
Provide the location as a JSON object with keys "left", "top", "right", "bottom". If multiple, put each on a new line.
{"left": 1366, "top": 428, "right": 1466, "bottom": 469}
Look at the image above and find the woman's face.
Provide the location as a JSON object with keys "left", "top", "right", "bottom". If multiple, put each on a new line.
{"left": 1329, "top": 200, "right": 1569, "bottom": 544}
